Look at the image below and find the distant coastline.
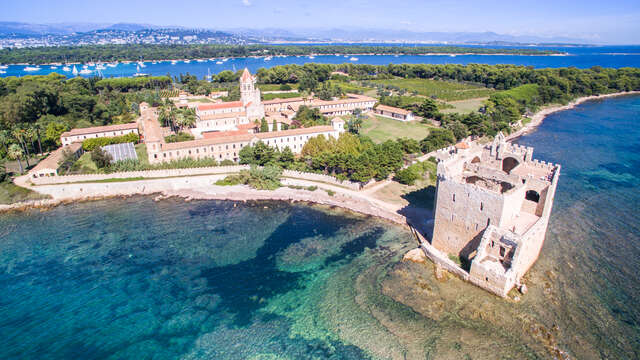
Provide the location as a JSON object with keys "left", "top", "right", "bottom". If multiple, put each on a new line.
{"left": 507, "top": 90, "right": 640, "bottom": 141}
{"left": 0, "top": 44, "right": 562, "bottom": 65}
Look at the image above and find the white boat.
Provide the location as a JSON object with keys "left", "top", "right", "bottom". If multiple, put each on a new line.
{"left": 96, "top": 64, "right": 106, "bottom": 70}
{"left": 264, "top": 56, "right": 272, "bottom": 61}
{"left": 222, "top": 58, "right": 228, "bottom": 62}
{"left": 50, "top": 66, "right": 58, "bottom": 69}
{"left": 63, "top": 66, "right": 71, "bottom": 72}
{"left": 72, "top": 66, "right": 79, "bottom": 76}
{"left": 107, "top": 63, "right": 118, "bottom": 68}
{"left": 137, "top": 61, "right": 146, "bottom": 68}
{"left": 308, "top": 55, "right": 315, "bottom": 59}
{"left": 196, "top": 59, "right": 205, "bottom": 63}
{"left": 152, "top": 61, "right": 158, "bottom": 65}
{"left": 0, "top": 65, "right": 9, "bottom": 69}
{"left": 79, "top": 68, "right": 93, "bottom": 75}
{"left": 171, "top": 60, "right": 177, "bottom": 65}
{"left": 394, "top": 54, "right": 399, "bottom": 58}
{"left": 183, "top": 60, "right": 191, "bottom": 63}
{"left": 82, "top": 65, "right": 89, "bottom": 69}
{"left": 349, "top": 57, "right": 359, "bottom": 61}
{"left": 216, "top": 61, "right": 223, "bottom": 64}
{"left": 133, "top": 65, "right": 148, "bottom": 77}
{"left": 0, "top": 70, "right": 6, "bottom": 74}
{"left": 24, "top": 66, "right": 41, "bottom": 72}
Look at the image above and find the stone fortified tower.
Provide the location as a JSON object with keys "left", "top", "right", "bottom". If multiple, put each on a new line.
{"left": 240, "top": 68, "right": 265, "bottom": 120}
{"left": 430, "top": 134, "right": 560, "bottom": 297}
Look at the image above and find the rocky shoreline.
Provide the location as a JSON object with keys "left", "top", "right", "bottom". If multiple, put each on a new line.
{"left": 507, "top": 91, "right": 640, "bottom": 141}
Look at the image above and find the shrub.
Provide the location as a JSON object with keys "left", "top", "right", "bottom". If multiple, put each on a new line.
{"left": 220, "top": 159, "right": 235, "bottom": 166}
{"left": 215, "top": 165, "right": 283, "bottom": 190}
{"left": 325, "top": 189, "right": 335, "bottom": 196}
{"left": 395, "top": 166, "right": 421, "bottom": 185}
{"left": 306, "top": 185, "right": 318, "bottom": 191}
{"left": 91, "top": 148, "right": 113, "bottom": 168}
{"left": 165, "top": 132, "right": 195, "bottom": 143}
{"left": 82, "top": 133, "right": 139, "bottom": 151}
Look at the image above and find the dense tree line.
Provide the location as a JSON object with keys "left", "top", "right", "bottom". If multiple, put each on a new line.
{"left": 0, "top": 73, "right": 170, "bottom": 167}
{"left": 0, "top": 45, "right": 559, "bottom": 65}
{"left": 258, "top": 63, "right": 640, "bottom": 139}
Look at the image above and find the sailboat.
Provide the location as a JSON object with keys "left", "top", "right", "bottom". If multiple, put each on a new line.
{"left": 72, "top": 65, "right": 79, "bottom": 76}
{"left": 79, "top": 68, "right": 93, "bottom": 75}
{"left": 24, "top": 66, "right": 41, "bottom": 72}
{"left": 62, "top": 65, "right": 71, "bottom": 72}
{"left": 133, "top": 65, "right": 148, "bottom": 77}
{"left": 205, "top": 68, "right": 212, "bottom": 81}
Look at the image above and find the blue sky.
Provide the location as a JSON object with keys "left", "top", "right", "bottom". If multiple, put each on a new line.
{"left": 2, "top": 0, "right": 639, "bottom": 43}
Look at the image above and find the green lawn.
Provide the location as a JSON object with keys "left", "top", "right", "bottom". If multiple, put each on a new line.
{"left": 258, "top": 83, "right": 299, "bottom": 91}
{"left": 0, "top": 181, "right": 50, "bottom": 205}
{"left": 73, "top": 153, "right": 99, "bottom": 173}
{"left": 189, "top": 98, "right": 214, "bottom": 103}
{"left": 361, "top": 115, "right": 434, "bottom": 143}
{"left": 370, "top": 78, "right": 494, "bottom": 101}
{"left": 262, "top": 92, "right": 302, "bottom": 101}
{"left": 326, "top": 80, "right": 370, "bottom": 94}
{"left": 135, "top": 143, "right": 150, "bottom": 166}
{"left": 441, "top": 97, "right": 488, "bottom": 114}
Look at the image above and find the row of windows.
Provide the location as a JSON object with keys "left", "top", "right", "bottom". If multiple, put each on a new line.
{"left": 66, "top": 129, "right": 136, "bottom": 141}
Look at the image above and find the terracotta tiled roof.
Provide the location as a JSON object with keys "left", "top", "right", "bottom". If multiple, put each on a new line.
{"left": 456, "top": 142, "right": 470, "bottom": 149}
{"left": 203, "top": 130, "right": 251, "bottom": 139}
{"left": 161, "top": 126, "right": 335, "bottom": 151}
{"left": 197, "top": 111, "right": 246, "bottom": 121}
{"left": 262, "top": 97, "right": 305, "bottom": 105}
{"left": 375, "top": 104, "right": 412, "bottom": 115}
{"left": 61, "top": 123, "right": 138, "bottom": 138}
{"left": 312, "top": 94, "right": 376, "bottom": 106}
{"left": 241, "top": 68, "right": 253, "bottom": 82}
{"left": 31, "top": 142, "right": 82, "bottom": 173}
{"left": 196, "top": 101, "right": 243, "bottom": 111}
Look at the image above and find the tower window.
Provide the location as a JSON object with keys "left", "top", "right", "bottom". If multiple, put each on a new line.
{"left": 453, "top": 194, "right": 456, "bottom": 202}
{"left": 480, "top": 202, "right": 483, "bottom": 211}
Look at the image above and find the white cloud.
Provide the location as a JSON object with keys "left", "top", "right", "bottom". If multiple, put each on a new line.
{"left": 242, "top": 0, "right": 251, "bottom": 6}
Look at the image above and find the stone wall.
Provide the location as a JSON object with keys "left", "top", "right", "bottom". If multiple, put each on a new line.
{"left": 30, "top": 165, "right": 367, "bottom": 190}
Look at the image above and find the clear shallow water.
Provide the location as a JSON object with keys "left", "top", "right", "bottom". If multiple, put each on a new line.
{"left": 2, "top": 45, "right": 640, "bottom": 79}
{"left": 0, "top": 96, "right": 639, "bottom": 359}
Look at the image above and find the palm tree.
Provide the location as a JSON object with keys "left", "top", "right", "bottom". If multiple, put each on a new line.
{"left": 0, "top": 130, "right": 10, "bottom": 154}
{"left": 11, "top": 128, "right": 30, "bottom": 168}
{"left": 175, "top": 108, "right": 196, "bottom": 131}
{"left": 33, "top": 122, "right": 44, "bottom": 154}
{"left": 8, "top": 144, "right": 24, "bottom": 174}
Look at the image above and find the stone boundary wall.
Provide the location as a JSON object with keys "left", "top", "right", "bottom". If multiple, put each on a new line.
{"left": 30, "top": 166, "right": 367, "bottom": 190}
{"left": 282, "top": 170, "right": 363, "bottom": 191}
{"left": 31, "top": 166, "right": 251, "bottom": 185}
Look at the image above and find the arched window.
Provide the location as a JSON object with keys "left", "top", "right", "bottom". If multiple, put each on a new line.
{"left": 525, "top": 190, "right": 540, "bottom": 203}
{"left": 502, "top": 157, "right": 520, "bottom": 174}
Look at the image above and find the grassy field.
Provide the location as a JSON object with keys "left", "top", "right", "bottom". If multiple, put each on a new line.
{"left": 326, "top": 80, "right": 370, "bottom": 94}
{"left": 258, "top": 83, "right": 299, "bottom": 91}
{"left": 370, "top": 78, "right": 494, "bottom": 101}
{"left": 361, "top": 115, "right": 433, "bottom": 143}
{"left": 135, "top": 143, "right": 149, "bottom": 166}
{"left": 262, "top": 92, "right": 302, "bottom": 101}
{"left": 0, "top": 181, "right": 50, "bottom": 205}
{"left": 189, "top": 98, "right": 214, "bottom": 103}
{"left": 441, "top": 97, "right": 488, "bottom": 114}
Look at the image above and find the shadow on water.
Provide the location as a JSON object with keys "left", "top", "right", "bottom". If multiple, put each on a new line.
{"left": 200, "top": 204, "right": 385, "bottom": 327}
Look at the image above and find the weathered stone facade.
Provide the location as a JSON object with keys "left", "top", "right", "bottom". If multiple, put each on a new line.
{"left": 430, "top": 133, "right": 560, "bottom": 297}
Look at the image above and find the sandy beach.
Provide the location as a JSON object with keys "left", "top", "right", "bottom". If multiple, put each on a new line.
{"left": 507, "top": 90, "right": 640, "bottom": 141}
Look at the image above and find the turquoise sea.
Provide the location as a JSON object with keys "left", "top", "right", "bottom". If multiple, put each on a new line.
{"left": 1, "top": 45, "right": 640, "bottom": 79}
{"left": 0, "top": 95, "right": 639, "bottom": 359}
